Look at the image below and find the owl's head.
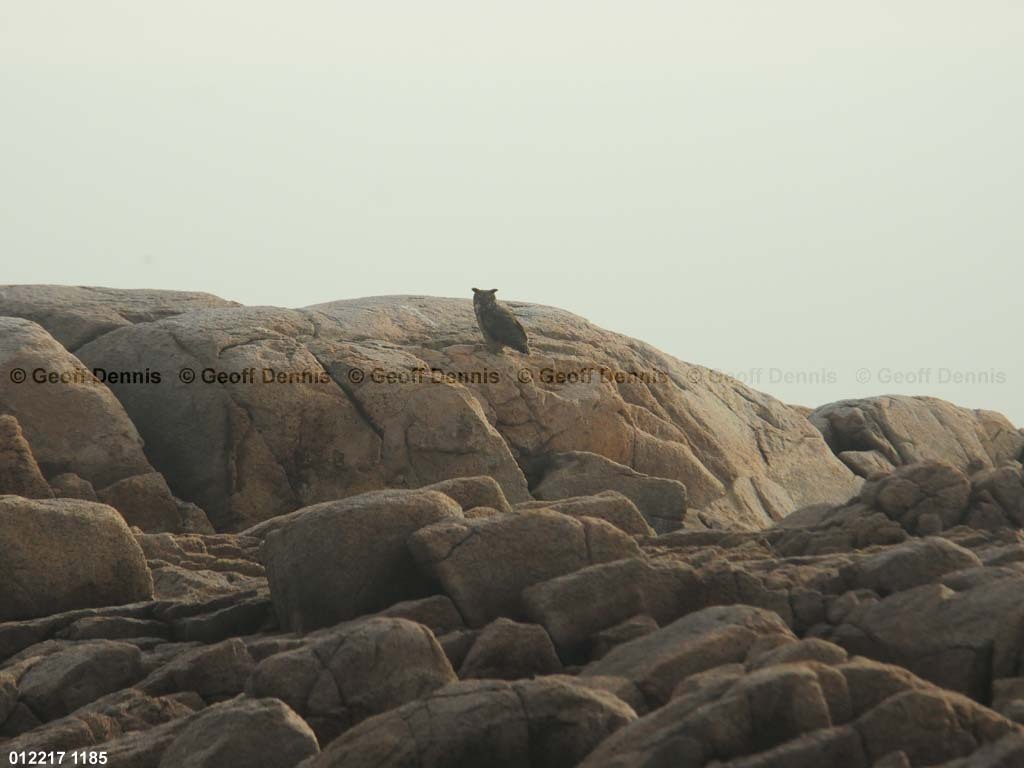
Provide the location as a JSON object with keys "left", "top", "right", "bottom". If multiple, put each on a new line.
{"left": 472, "top": 288, "right": 498, "bottom": 305}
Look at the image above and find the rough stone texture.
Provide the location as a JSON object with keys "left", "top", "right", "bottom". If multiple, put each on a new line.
{"left": 859, "top": 461, "right": 973, "bottom": 534}
{"left": 420, "top": 475, "right": 513, "bottom": 515}
{"left": 841, "top": 537, "right": 982, "bottom": 596}
{"left": 0, "top": 284, "right": 240, "bottom": 351}
{"left": 812, "top": 396, "right": 1024, "bottom": 478}
{"left": 408, "top": 509, "right": 642, "bottom": 627}
{"left": 261, "top": 489, "right": 464, "bottom": 632}
{"left": 516, "top": 490, "right": 655, "bottom": 536}
{"left": 582, "top": 605, "right": 795, "bottom": 708}
{"left": 76, "top": 305, "right": 531, "bottom": 531}
{"left": 0, "top": 415, "right": 52, "bottom": 498}
{"left": 139, "top": 638, "right": 255, "bottom": 701}
{"left": 590, "top": 615, "right": 661, "bottom": 661}
{"left": 532, "top": 451, "right": 690, "bottom": 533}
{"left": 156, "top": 696, "right": 319, "bottom": 768}
{"left": 14, "top": 641, "right": 145, "bottom": 720}
{"left": 372, "top": 595, "right": 465, "bottom": 636}
{"left": 0, "top": 496, "right": 153, "bottom": 621}
{"left": 246, "top": 617, "right": 456, "bottom": 744}
{"left": 522, "top": 557, "right": 703, "bottom": 657}
{"left": 47, "top": 472, "right": 98, "bottom": 501}
{"left": 826, "top": 571, "right": 1024, "bottom": 700}
{"left": 0, "top": 317, "right": 179, "bottom": 526}
{"left": 0, "top": 687, "right": 202, "bottom": 756}
{"left": 52, "top": 292, "right": 861, "bottom": 532}
{"left": 298, "top": 677, "right": 637, "bottom": 768}
{"left": 458, "top": 618, "right": 562, "bottom": 680}
{"left": 97, "top": 472, "right": 183, "bottom": 533}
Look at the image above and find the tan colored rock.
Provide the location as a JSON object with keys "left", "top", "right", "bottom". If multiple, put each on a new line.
{"left": 829, "top": 573, "right": 1024, "bottom": 700}
{"left": 812, "top": 396, "right": 1024, "bottom": 478}
{"left": 156, "top": 696, "right": 319, "bottom": 768}
{"left": 516, "top": 490, "right": 655, "bottom": 536}
{"left": 523, "top": 557, "right": 703, "bottom": 657}
{"left": 408, "top": 509, "right": 642, "bottom": 627}
{"left": 581, "top": 605, "right": 795, "bottom": 708}
{"left": 842, "top": 537, "right": 982, "bottom": 596}
{"left": 246, "top": 617, "right": 455, "bottom": 744}
{"left": 16, "top": 640, "right": 145, "bottom": 721}
{"left": 64, "top": 292, "right": 860, "bottom": 532}
{"left": 0, "top": 284, "right": 239, "bottom": 351}
{"left": 373, "top": 595, "right": 465, "bottom": 636}
{"left": 860, "top": 461, "right": 972, "bottom": 533}
{"left": 0, "top": 415, "right": 51, "bottom": 498}
{"left": 0, "top": 497, "right": 153, "bottom": 621}
{"left": 298, "top": 677, "right": 636, "bottom": 768}
{"left": 420, "top": 475, "right": 512, "bottom": 514}
{"left": 47, "top": 472, "right": 98, "bottom": 501}
{"left": 261, "top": 489, "right": 464, "bottom": 632}
{"left": 0, "top": 318, "right": 156, "bottom": 487}
{"left": 532, "top": 451, "right": 688, "bottom": 533}
{"left": 97, "top": 472, "right": 182, "bottom": 533}
{"left": 458, "top": 618, "right": 562, "bottom": 679}
{"left": 139, "top": 638, "right": 254, "bottom": 701}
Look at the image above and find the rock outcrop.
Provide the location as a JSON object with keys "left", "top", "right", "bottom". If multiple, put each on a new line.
{"left": 811, "top": 395, "right": 1024, "bottom": 478}
{"left": 2, "top": 285, "right": 1023, "bottom": 766}
{"left": 0, "top": 497, "right": 153, "bottom": 621}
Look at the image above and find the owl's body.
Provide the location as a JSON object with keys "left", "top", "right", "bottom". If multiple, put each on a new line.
{"left": 472, "top": 288, "right": 530, "bottom": 354}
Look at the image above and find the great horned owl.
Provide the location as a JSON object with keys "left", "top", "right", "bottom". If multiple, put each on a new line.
{"left": 472, "top": 288, "right": 530, "bottom": 354}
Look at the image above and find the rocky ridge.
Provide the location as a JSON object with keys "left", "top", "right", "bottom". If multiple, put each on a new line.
{"left": 1, "top": 285, "right": 1023, "bottom": 766}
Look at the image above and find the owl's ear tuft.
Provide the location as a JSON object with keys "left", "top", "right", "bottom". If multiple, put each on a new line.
{"left": 472, "top": 287, "right": 481, "bottom": 293}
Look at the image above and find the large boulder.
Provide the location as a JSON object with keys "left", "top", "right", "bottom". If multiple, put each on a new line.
{"left": 828, "top": 571, "right": 1024, "bottom": 700}
{"left": 458, "top": 618, "right": 562, "bottom": 680}
{"left": 261, "top": 489, "right": 464, "bottom": 632}
{"left": 76, "top": 305, "right": 530, "bottom": 530}
{"left": 841, "top": 537, "right": 982, "bottom": 596}
{"left": 298, "top": 677, "right": 636, "bottom": 768}
{"left": 523, "top": 557, "right": 704, "bottom": 657}
{"left": 156, "top": 696, "right": 319, "bottom": 768}
{"left": 581, "top": 605, "right": 795, "bottom": 708}
{"left": 0, "top": 496, "right": 153, "bottom": 621}
{"left": 246, "top": 617, "right": 456, "bottom": 744}
{"left": 531, "top": 451, "right": 688, "bottom": 533}
{"left": 859, "top": 461, "right": 972, "bottom": 533}
{"left": 53, "top": 291, "right": 860, "bottom": 532}
{"left": 408, "top": 509, "right": 642, "bottom": 627}
{"left": 0, "top": 415, "right": 51, "bottom": 498}
{"left": 811, "top": 396, "right": 1024, "bottom": 478}
{"left": 0, "top": 317, "right": 181, "bottom": 530}
{"left": 517, "top": 490, "right": 656, "bottom": 536}
{"left": 0, "top": 284, "right": 239, "bottom": 351}
{"left": 15, "top": 640, "right": 145, "bottom": 720}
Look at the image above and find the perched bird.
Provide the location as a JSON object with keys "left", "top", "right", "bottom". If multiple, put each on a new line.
{"left": 472, "top": 288, "right": 530, "bottom": 354}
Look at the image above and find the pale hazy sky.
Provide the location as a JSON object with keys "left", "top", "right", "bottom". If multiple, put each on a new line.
{"left": 2, "top": 2, "right": 1021, "bottom": 424}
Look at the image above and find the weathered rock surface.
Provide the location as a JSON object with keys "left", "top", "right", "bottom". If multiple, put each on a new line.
{"left": 812, "top": 396, "right": 1024, "bottom": 478}
{"left": 0, "top": 284, "right": 240, "bottom": 351}
{"left": 0, "top": 415, "right": 52, "bottom": 499}
{"left": 156, "top": 696, "right": 319, "bottom": 768}
{"left": 261, "top": 489, "right": 463, "bottom": 632}
{"left": 246, "top": 617, "right": 455, "bottom": 744}
{"left": 25, "top": 291, "right": 861, "bottom": 532}
{"left": 0, "top": 497, "right": 153, "bottom": 621}
{"left": 516, "top": 489, "right": 655, "bottom": 536}
{"left": 532, "top": 451, "right": 689, "bottom": 533}
{"left": 408, "top": 509, "right": 642, "bottom": 627}
{"left": 581, "top": 605, "right": 795, "bottom": 708}
{"left": 298, "top": 677, "right": 637, "bottom": 768}
{"left": 0, "top": 317, "right": 184, "bottom": 530}
{"left": 457, "top": 618, "right": 562, "bottom": 680}
{"left": 3, "top": 286, "right": 1023, "bottom": 766}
